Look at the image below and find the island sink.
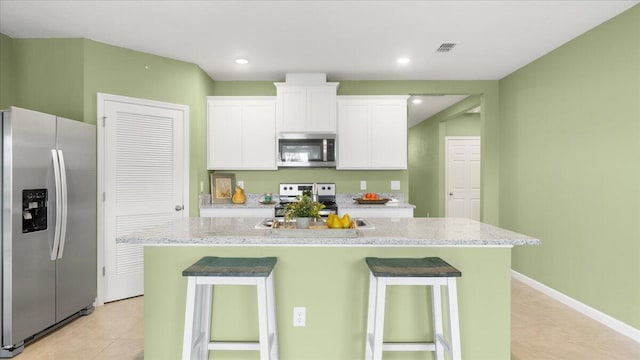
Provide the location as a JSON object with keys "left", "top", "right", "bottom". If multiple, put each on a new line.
{"left": 254, "top": 217, "right": 374, "bottom": 230}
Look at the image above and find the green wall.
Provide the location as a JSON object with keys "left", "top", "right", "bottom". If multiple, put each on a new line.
{"left": 145, "top": 246, "right": 512, "bottom": 360}
{"left": 83, "top": 40, "right": 215, "bottom": 215}
{"left": 500, "top": 5, "right": 640, "bottom": 329}
{"left": 408, "top": 96, "right": 481, "bottom": 217}
{"left": 0, "top": 35, "right": 216, "bottom": 216}
{"left": 12, "top": 38, "right": 85, "bottom": 120}
{"left": 0, "top": 33, "right": 15, "bottom": 109}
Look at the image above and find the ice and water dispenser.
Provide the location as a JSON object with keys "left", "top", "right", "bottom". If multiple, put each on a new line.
{"left": 22, "top": 189, "right": 47, "bottom": 233}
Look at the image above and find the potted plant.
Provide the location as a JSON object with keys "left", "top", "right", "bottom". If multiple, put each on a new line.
{"left": 284, "top": 193, "right": 325, "bottom": 229}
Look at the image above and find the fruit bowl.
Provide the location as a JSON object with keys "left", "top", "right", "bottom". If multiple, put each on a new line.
{"left": 353, "top": 197, "right": 390, "bottom": 204}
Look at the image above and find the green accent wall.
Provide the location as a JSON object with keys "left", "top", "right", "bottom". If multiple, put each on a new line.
{"left": 0, "top": 33, "right": 15, "bottom": 108}
{"left": 408, "top": 96, "right": 481, "bottom": 217}
{"left": 145, "top": 246, "right": 512, "bottom": 360}
{"left": 500, "top": 5, "right": 640, "bottom": 329}
{"left": 12, "top": 38, "right": 85, "bottom": 120}
{"left": 83, "top": 40, "right": 215, "bottom": 216}
{"left": 0, "top": 35, "right": 215, "bottom": 216}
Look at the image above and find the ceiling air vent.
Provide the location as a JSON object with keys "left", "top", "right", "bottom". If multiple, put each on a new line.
{"left": 435, "top": 42, "right": 458, "bottom": 53}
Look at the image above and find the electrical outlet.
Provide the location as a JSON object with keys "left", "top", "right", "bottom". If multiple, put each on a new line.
{"left": 390, "top": 180, "right": 400, "bottom": 190}
{"left": 237, "top": 180, "right": 244, "bottom": 189}
{"left": 360, "top": 180, "right": 367, "bottom": 190}
{"left": 293, "top": 307, "right": 306, "bottom": 327}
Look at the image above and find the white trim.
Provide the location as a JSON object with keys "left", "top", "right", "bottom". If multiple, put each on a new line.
{"left": 96, "top": 92, "right": 190, "bottom": 305}
{"left": 511, "top": 270, "right": 640, "bottom": 343}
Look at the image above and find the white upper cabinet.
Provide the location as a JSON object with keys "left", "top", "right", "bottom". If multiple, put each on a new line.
{"left": 207, "top": 97, "right": 276, "bottom": 170}
{"left": 275, "top": 74, "right": 339, "bottom": 133}
{"left": 337, "top": 96, "right": 409, "bottom": 170}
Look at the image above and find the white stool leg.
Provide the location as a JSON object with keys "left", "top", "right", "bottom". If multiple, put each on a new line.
{"left": 431, "top": 283, "right": 444, "bottom": 360}
{"left": 365, "top": 270, "right": 377, "bottom": 360}
{"left": 199, "top": 283, "right": 213, "bottom": 360}
{"left": 266, "top": 272, "right": 279, "bottom": 359}
{"left": 182, "top": 277, "right": 197, "bottom": 360}
{"left": 256, "top": 277, "right": 270, "bottom": 360}
{"left": 446, "top": 278, "right": 462, "bottom": 360}
{"left": 372, "top": 277, "right": 387, "bottom": 360}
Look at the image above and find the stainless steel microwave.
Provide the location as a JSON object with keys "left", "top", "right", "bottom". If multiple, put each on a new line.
{"left": 277, "top": 133, "right": 336, "bottom": 167}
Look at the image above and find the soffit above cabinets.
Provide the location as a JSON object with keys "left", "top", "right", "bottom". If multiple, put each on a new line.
{"left": 408, "top": 95, "right": 471, "bottom": 128}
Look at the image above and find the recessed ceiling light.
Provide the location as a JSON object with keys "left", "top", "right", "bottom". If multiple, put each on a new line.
{"left": 396, "top": 57, "right": 411, "bottom": 64}
{"left": 412, "top": 98, "right": 423, "bottom": 105}
{"left": 235, "top": 58, "right": 249, "bottom": 65}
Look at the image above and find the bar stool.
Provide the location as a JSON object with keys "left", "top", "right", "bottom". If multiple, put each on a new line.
{"left": 364, "top": 257, "right": 462, "bottom": 360}
{"left": 182, "top": 256, "right": 279, "bottom": 360}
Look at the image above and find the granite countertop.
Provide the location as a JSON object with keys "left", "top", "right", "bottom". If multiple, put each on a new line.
{"left": 199, "top": 193, "right": 416, "bottom": 209}
{"left": 199, "top": 193, "right": 277, "bottom": 209}
{"left": 118, "top": 217, "right": 540, "bottom": 247}
{"left": 337, "top": 193, "right": 416, "bottom": 209}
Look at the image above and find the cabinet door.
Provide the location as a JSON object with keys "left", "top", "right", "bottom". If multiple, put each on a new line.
{"left": 370, "top": 101, "right": 407, "bottom": 169}
{"left": 242, "top": 101, "right": 277, "bottom": 169}
{"left": 307, "top": 86, "right": 337, "bottom": 132}
{"left": 277, "top": 86, "right": 307, "bottom": 132}
{"left": 337, "top": 100, "right": 370, "bottom": 169}
{"left": 207, "top": 101, "right": 242, "bottom": 169}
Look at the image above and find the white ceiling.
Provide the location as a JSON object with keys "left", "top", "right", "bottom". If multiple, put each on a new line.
{"left": 1, "top": 0, "right": 637, "bottom": 124}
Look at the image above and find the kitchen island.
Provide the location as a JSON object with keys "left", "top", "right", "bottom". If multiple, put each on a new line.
{"left": 119, "top": 217, "right": 539, "bottom": 360}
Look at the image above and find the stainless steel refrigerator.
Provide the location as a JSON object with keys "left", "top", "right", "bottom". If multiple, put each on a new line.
{"left": 1, "top": 106, "right": 96, "bottom": 357}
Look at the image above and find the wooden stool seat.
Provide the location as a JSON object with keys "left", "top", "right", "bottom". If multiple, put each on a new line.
{"left": 182, "top": 256, "right": 277, "bottom": 277}
{"left": 182, "top": 256, "right": 279, "bottom": 360}
{"left": 366, "top": 257, "right": 462, "bottom": 278}
{"left": 365, "top": 257, "right": 462, "bottom": 360}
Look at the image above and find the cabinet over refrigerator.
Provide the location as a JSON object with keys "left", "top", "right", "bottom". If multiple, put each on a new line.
{"left": 1, "top": 107, "right": 96, "bottom": 357}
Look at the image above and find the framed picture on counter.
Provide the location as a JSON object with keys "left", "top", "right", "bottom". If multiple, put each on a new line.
{"left": 210, "top": 173, "right": 236, "bottom": 203}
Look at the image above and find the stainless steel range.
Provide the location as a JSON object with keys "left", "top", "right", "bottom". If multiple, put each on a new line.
{"left": 275, "top": 183, "right": 337, "bottom": 218}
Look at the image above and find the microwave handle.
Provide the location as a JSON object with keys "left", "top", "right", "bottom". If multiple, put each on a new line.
{"left": 323, "top": 139, "right": 328, "bottom": 162}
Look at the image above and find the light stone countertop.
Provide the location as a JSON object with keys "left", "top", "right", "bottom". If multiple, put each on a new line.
{"left": 199, "top": 193, "right": 277, "bottom": 209}
{"left": 199, "top": 193, "right": 416, "bottom": 209}
{"left": 336, "top": 193, "right": 416, "bottom": 209}
{"left": 117, "top": 217, "right": 540, "bottom": 247}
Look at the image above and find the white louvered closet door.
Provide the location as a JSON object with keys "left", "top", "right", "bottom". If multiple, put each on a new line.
{"left": 103, "top": 99, "right": 185, "bottom": 302}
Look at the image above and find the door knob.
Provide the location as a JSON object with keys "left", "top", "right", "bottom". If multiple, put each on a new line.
{"left": 175, "top": 205, "right": 184, "bottom": 211}
{"left": 449, "top": 192, "right": 453, "bottom": 196}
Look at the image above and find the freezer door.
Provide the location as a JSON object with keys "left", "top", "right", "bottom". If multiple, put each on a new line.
{"left": 54, "top": 117, "right": 96, "bottom": 321}
{"left": 2, "top": 107, "right": 57, "bottom": 346}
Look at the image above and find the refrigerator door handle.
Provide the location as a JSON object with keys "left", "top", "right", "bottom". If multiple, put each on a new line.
{"left": 51, "top": 149, "right": 62, "bottom": 261}
{"left": 56, "top": 149, "right": 68, "bottom": 259}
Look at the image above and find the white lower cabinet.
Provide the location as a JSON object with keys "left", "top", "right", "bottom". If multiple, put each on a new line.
{"left": 337, "top": 96, "right": 409, "bottom": 170}
{"left": 207, "top": 97, "right": 276, "bottom": 170}
{"left": 200, "top": 207, "right": 275, "bottom": 218}
{"left": 339, "top": 207, "right": 414, "bottom": 218}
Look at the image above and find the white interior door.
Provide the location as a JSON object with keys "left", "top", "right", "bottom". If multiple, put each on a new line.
{"left": 98, "top": 94, "right": 188, "bottom": 303}
{"left": 446, "top": 137, "right": 481, "bottom": 220}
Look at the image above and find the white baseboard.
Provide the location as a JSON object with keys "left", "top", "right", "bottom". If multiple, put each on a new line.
{"left": 511, "top": 270, "right": 640, "bottom": 343}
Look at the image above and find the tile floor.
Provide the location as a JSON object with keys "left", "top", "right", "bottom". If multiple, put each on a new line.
{"left": 13, "top": 279, "right": 640, "bottom": 359}
{"left": 15, "top": 296, "right": 143, "bottom": 360}
{"left": 511, "top": 279, "right": 640, "bottom": 360}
